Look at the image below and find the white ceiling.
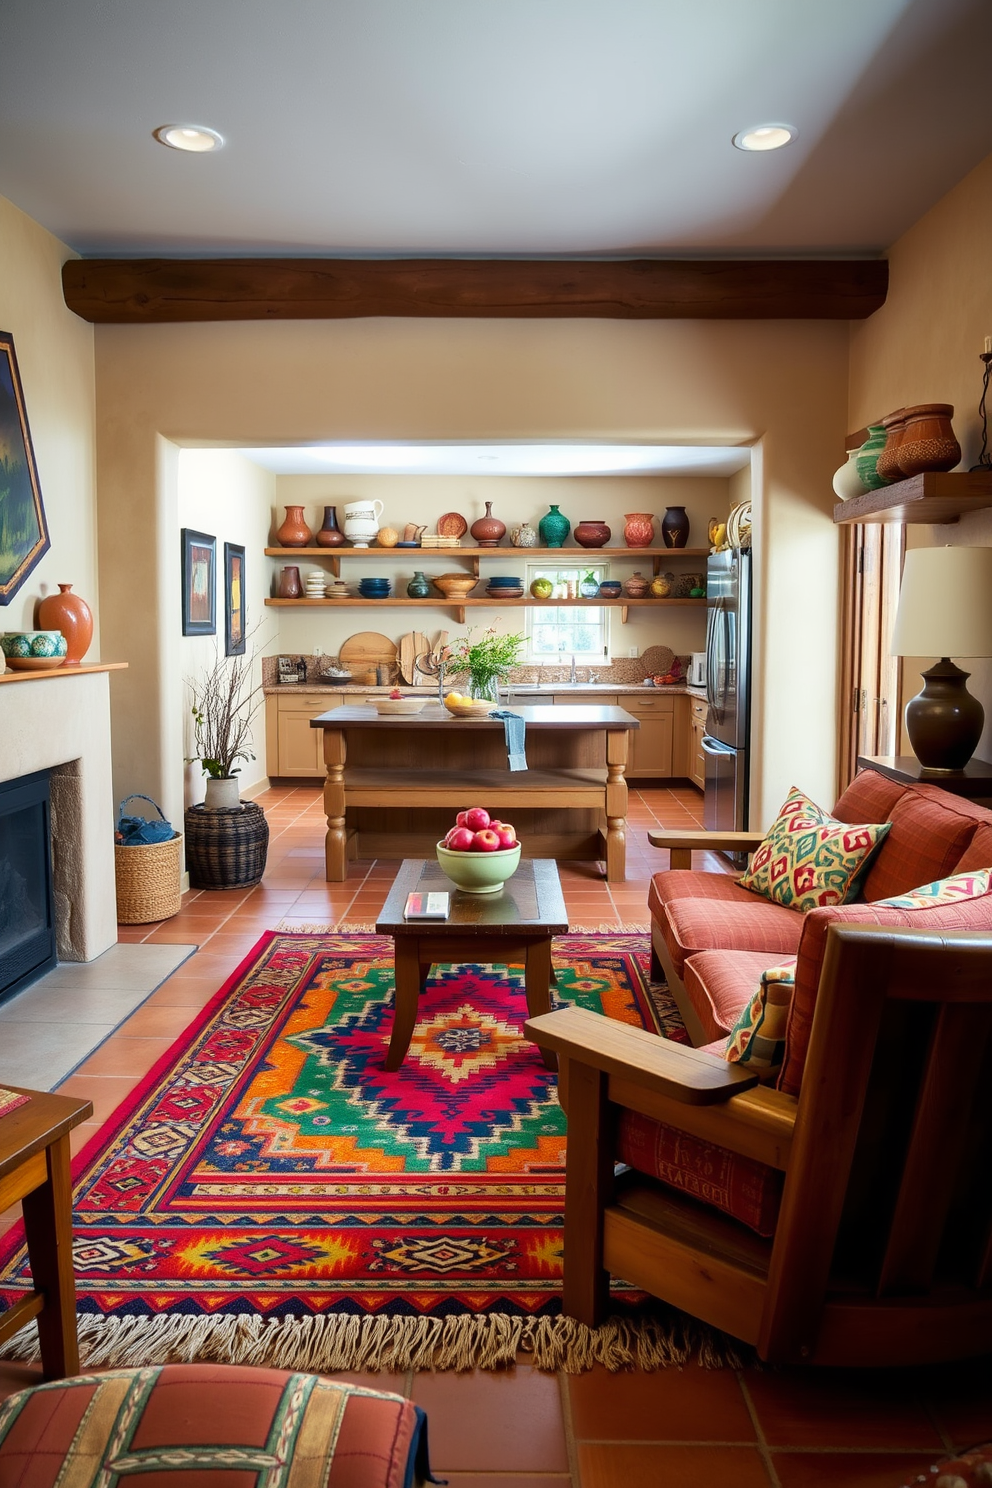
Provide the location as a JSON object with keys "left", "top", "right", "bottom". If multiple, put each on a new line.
{"left": 240, "top": 443, "right": 752, "bottom": 477}
{"left": 1, "top": 0, "right": 991, "bottom": 258}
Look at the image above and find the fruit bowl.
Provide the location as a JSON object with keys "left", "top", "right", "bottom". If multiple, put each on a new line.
{"left": 436, "top": 840, "right": 522, "bottom": 894}
{"left": 443, "top": 695, "right": 496, "bottom": 717}
{"left": 365, "top": 697, "right": 427, "bottom": 715}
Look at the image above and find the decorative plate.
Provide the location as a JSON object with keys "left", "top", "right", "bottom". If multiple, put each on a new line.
{"left": 437, "top": 511, "right": 468, "bottom": 538}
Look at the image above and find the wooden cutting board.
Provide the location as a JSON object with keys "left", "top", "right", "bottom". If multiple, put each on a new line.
{"left": 339, "top": 632, "right": 399, "bottom": 683}
{"left": 398, "top": 632, "right": 417, "bottom": 684}
{"left": 412, "top": 630, "right": 431, "bottom": 684}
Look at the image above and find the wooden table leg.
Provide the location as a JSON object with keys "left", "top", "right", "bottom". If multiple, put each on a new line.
{"left": 524, "top": 937, "right": 556, "bottom": 1070}
{"left": 385, "top": 939, "right": 426, "bottom": 1070}
{"left": 323, "top": 729, "right": 348, "bottom": 882}
{"left": 605, "top": 729, "right": 629, "bottom": 884}
{"left": 20, "top": 1135, "right": 79, "bottom": 1380}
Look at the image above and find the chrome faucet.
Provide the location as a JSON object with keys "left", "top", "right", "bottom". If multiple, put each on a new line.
{"left": 569, "top": 654, "right": 578, "bottom": 685}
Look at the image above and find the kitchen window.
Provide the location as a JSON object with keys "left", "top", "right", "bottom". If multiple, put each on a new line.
{"left": 524, "top": 562, "right": 610, "bottom": 663}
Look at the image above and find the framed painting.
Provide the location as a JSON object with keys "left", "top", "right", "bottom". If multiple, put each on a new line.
{"left": 224, "top": 541, "right": 246, "bottom": 655}
{"left": 181, "top": 529, "right": 216, "bottom": 636}
{"left": 0, "top": 330, "right": 51, "bottom": 606}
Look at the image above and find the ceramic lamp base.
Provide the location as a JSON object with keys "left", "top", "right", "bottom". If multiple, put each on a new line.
{"left": 905, "top": 659, "right": 985, "bottom": 771}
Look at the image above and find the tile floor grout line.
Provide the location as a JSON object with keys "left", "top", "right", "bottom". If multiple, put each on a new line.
{"left": 736, "top": 1372, "right": 783, "bottom": 1488}
{"left": 557, "top": 1372, "right": 581, "bottom": 1488}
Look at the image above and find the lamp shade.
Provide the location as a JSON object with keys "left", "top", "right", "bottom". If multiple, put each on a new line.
{"left": 891, "top": 546, "right": 992, "bottom": 658}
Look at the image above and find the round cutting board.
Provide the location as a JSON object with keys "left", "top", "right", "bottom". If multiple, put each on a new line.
{"left": 338, "top": 632, "right": 399, "bottom": 679}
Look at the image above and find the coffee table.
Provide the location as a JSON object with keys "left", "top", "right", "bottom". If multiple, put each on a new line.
{"left": 376, "top": 858, "right": 568, "bottom": 1071}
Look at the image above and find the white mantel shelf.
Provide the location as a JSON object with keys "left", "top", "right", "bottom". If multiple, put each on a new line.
{"left": 0, "top": 662, "right": 128, "bottom": 687}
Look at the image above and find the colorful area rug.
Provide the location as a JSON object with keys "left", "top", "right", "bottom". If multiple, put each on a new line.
{"left": 0, "top": 931, "right": 717, "bottom": 1373}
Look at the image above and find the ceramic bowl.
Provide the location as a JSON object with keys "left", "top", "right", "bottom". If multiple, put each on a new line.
{"left": 1, "top": 630, "right": 68, "bottom": 670}
{"left": 598, "top": 581, "right": 622, "bottom": 598}
{"left": 443, "top": 695, "right": 496, "bottom": 717}
{"left": 436, "top": 840, "right": 522, "bottom": 894}
{"left": 432, "top": 574, "right": 479, "bottom": 599}
{"left": 364, "top": 697, "right": 427, "bottom": 714}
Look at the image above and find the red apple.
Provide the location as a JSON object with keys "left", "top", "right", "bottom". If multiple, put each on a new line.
{"left": 464, "top": 807, "right": 491, "bottom": 832}
{"left": 494, "top": 824, "right": 517, "bottom": 850}
{"left": 455, "top": 810, "right": 470, "bottom": 828}
{"left": 389, "top": 688, "right": 403, "bottom": 699}
{"left": 471, "top": 828, "right": 501, "bottom": 852}
{"left": 446, "top": 827, "right": 475, "bottom": 852}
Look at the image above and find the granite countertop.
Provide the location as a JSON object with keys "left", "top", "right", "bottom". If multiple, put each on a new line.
{"left": 266, "top": 680, "right": 707, "bottom": 700}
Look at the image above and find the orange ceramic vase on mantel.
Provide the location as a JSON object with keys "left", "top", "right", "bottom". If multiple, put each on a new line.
{"left": 36, "top": 583, "right": 93, "bottom": 664}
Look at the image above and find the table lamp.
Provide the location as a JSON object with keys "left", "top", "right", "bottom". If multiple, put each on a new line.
{"left": 890, "top": 545, "right": 992, "bottom": 770}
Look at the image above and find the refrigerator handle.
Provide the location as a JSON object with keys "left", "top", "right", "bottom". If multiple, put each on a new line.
{"left": 701, "top": 735, "right": 730, "bottom": 756}
{"left": 704, "top": 604, "right": 719, "bottom": 708}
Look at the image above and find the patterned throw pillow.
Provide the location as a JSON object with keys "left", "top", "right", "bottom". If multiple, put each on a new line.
{"left": 725, "top": 959, "right": 796, "bottom": 1068}
{"left": 739, "top": 786, "right": 891, "bottom": 913}
{"left": 877, "top": 867, "right": 992, "bottom": 910}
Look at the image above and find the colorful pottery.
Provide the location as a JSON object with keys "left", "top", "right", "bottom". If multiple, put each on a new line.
{"left": 875, "top": 409, "right": 907, "bottom": 485}
{"left": 470, "top": 501, "right": 506, "bottom": 547}
{"left": 623, "top": 513, "right": 654, "bottom": 547}
{"left": 579, "top": 573, "right": 601, "bottom": 597}
{"left": 574, "top": 519, "right": 611, "bottom": 548}
{"left": 315, "top": 505, "right": 346, "bottom": 547}
{"left": 510, "top": 523, "right": 539, "bottom": 547}
{"left": 36, "top": 583, "right": 93, "bottom": 664}
{"left": 343, "top": 499, "right": 384, "bottom": 547}
{"left": 597, "top": 580, "right": 622, "bottom": 598}
{"left": 651, "top": 573, "right": 674, "bottom": 598}
{"left": 1, "top": 630, "right": 68, "bottom": 670}
{"left": 661, "top": 506, "right": 690, "bottom": 548}
{"left": 856, "top": 425, "right": 889, "bottom": 490}
{"left": 538, "top": 504, "right": 570, "bottom": 548}
{"left": 622, "top": 572, "right": 651, "bottom": 598}
{"left": 407, "top": 570, "right": 432, "bottom": 598}
{"left": 897, "top": 403, "right": 961, "bottom": 476}
{"left": 831, "top": 450, "right": 867, "bottom": 501}
{"left": 278, "top": 565, "right": 302, "bottom": 598}
{"left": 275, "top": 505, "right": 313, "bottom": 546}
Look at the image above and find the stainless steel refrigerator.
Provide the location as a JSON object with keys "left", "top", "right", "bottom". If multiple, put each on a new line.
{"left": 703, "top": 549, "right": 751, "bottom": 840}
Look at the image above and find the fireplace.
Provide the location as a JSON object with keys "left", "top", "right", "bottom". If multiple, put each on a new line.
{"left": 0, "top": 767, "right": 56, "bottom": 1002}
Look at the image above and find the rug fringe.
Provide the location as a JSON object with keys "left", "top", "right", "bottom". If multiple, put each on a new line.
{"left": 0, "top": 1311, "right": 743, "bottom": 1374}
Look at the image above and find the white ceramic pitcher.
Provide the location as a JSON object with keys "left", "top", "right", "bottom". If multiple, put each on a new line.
{"left": 343, "top": 498, "right": 383, "bottom": 547}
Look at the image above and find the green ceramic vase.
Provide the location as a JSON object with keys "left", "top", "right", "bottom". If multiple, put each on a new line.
{"left": 539, "top": 504, "right": 570, "bottom": 547}
{"left": 407, "top": 570, "right": 431, "bottom": 598}
{"left": 856, "top": 425, "right": 889, "bottom": 490}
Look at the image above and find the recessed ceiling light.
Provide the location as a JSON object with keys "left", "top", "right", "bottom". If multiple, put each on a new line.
{"left": 732, "top": 123, "right": 797, "bottom": 152}
{"left": 153, "top": 124, "right": 224, "bottom": 153}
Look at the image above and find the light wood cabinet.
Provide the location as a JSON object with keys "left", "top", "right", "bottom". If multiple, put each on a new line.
{"left": 551, "top": 693, "right": 619, "bottom": 707}
{"left": 689, "top": 696, "right": 707, "bottom": 792}
{"left": 266, "top": 692, "right": 343, "bottom": 777}
{"left": 621, "top": 693, "right": 675, "bottom": 778}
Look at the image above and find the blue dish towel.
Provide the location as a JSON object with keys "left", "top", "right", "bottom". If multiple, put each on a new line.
{"left": 489, "top": 709, "right": 528, "bottom": 771}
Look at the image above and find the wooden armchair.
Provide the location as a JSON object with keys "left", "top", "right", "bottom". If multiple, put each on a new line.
{"left": 526, "top": 923, "right": 992, "bottom": 1367}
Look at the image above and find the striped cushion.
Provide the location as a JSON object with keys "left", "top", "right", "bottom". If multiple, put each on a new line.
{"left": 684, "top": 949, "right": 792, "bottom": 1041}
{"left": 861, "top": 790, "right": 979, "bottom": 902}
{"left": 738, "top": 787, "right": 890, "bottom": 913}
{"left": 617, "top": 1111, "right": 782, "bottom": 1237}
{"left": 660, "top": 896, "right": 803, "bottom": 977}
{"left": 0, "top": 1364, "right": 426, "bottom": 1488}
{"left": 725, "top": 959, "right": 798, "bottom": 1068}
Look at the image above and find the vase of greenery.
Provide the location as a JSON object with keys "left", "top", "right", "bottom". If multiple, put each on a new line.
{"left": 186, "top": 647, "right": 262, "bottom": 810}
{"left": 452, "top": 626, "right": 524, "bottom": 703}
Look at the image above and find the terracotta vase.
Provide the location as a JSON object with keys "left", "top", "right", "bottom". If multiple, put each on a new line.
{"left": 36, "top": 583, "right": 93, "bottom": 664}
{"left": 574, "top": 519, "right": 611, "bottom": 548}
{"left": 315, "top": 505, "right": 346, "bottom": 547}
{"left": 470, "top": 501, "right": 506, "bottom": 546}
{"left": 897, "top": 403, "right": 961, "bottom": 477}
{"left": 856, "top": 425, "right": 888, "bottom": 491}
{"left": 623, "top": 513, "right": 654, "bottom": 547}
{"left": 623, "top": 572, "right": 651, "bottom": 598}
{"left": 276, "top": 505, "right": 313, "bottom": 546}
{"left": 278, "top": 565, "right": 302, "bottom": 598}
{"left": 875, "top": 409, "right": 907, "bottom": 485}
{"left": 661, "top": 506, "right": 690, "bottom": 548}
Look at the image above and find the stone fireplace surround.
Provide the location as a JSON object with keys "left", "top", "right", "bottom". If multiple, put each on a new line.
{"left": 0, "top": 667, "right": 121, "bottom": 962}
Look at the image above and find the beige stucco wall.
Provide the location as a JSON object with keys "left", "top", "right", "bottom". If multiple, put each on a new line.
{"left": 0, "top": 194, "right": 98, "bottom": 640}
{"left": 849, "top": 149, "right": 992, "bottom": 758}
{"left": 94, "top": 315, "right": 849, "bottom": 833}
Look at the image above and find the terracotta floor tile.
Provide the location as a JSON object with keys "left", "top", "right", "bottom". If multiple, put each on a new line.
{"left": 70, "top": 1119, "right": 110, "bottom": 1155}
{"left": 0, "top": 1360, "right": 43, "bottom": 1402}
{"left": 325, "top": 1371, "right": 407, "bottom": 1395}
{"left": 143, "top": 979, "right": 227, "bottom": 1008}
{"left": 743, "top": 1369, "right": 942, "bottom": 1449}
{"left": 441, "top": 1477, "right": 571, "bottom": 1488}
{"left": 770, "top": 1451, "right": 941, "bottom": 1486}
{"left": 575, "top": 1442, "right": 770, "bottom": 1488}
{"left": 919, "top": 1358, "right": 992, "bottom": 1448}
{"left": 113, "top": 1003, "right": 201, "bottom": 1038}
{"left": 567, "top": 1363, "right": 755, "bottom": 1443}
{"left": 55, "top": 1074, "right": 143, "bottom": 1125}
{"left": 410, "top": 1366, "right": 568, "bottom": 1472}
{"left": 72, "top": 1036, "right": 177, "bottom": 1079}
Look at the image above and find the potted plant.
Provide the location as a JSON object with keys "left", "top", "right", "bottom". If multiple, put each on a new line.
{"left": 451, "top": 626, "right": 524, "bottom": 703}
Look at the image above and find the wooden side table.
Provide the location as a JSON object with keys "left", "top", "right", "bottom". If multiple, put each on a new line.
{"left": 857, "top": 754, "right": 992, "bottom": 801}
{"left": 0, "top": 1086, "right": 92, "bottom": 1379}
{"left": 376, "top": 858, "right": 569, "bottom": 1071}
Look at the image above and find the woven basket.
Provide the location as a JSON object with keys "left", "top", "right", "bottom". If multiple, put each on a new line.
{"left": 184, "top": 801, "right": 269, "bottom": 890}
{"left": 115, "top": 832, "right": 183, "bottom": 923}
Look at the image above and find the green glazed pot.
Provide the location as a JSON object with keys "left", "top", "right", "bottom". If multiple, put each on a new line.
{"left": 538, "top": 504, "right": 570, "bottom": 547}
{"left": 407, "top": 570, "right": 432, "bottom": 598}
{"left": 856, "top": 425, "right": 889, "bottom": 490}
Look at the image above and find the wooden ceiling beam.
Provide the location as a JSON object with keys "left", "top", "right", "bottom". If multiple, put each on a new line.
{"left": 62, "top": 256, "right": 887, "bottom": 324}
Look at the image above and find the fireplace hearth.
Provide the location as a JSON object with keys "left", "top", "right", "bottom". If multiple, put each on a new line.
{"left": 0, "top": 767, "right": 56, "bottom": 1003}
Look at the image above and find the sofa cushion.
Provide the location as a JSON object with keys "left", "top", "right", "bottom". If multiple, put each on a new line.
{"left": 833, "top": 769, "right": 908, "bottom": 824}
{"left": 659, "top": 895, "right": 803, "bottom": 978}
{"left": 861, "top": 790, "right": 979, "bottom": 901}
{"left": 683, "top": 948, "right": 794, "bottom": 1042}
{"left": 616, "top": 1110, "right": 783, "bottom": 1237}
{"left": 955, "top": 822, "right": 992, "bottom": 872}
{"left": 877, "top": 867, "right": 992, "bottom": 910}
{"left": 738, "top": 786, "right": 890, "bottom": 912}
{"left": 725, "top": 959, "right": 798, "bottom": 1068}
{"left": 649, "top": 869, "right": 758, "bottom": 911}
{"left": 778, "top": 887, "right": 992, "bottom": 1098}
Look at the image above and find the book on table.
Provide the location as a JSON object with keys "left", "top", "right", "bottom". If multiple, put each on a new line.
{"left": 404, "top": 891, "right": 451, "bottom": 920}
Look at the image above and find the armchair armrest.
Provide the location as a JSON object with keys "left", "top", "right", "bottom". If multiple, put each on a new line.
{"left": 647, "top": 828, "right": 765, "bottom": 871}
{"left": 525, "top": 1006, "right": 758, "bottom": 1104}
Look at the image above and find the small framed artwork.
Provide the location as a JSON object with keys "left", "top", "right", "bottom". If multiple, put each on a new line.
{"left": 181, "top": 529, "right": 216, "bottom": 636}
{"left": 0, "top": 329, "right": 51, "bottom": 606}
{"left": 224, "top": 541, "right": 246, "bottom": 655}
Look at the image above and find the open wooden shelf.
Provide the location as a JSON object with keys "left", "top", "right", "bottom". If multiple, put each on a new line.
{"left": 264, "top": 595, "right": 705, "bottom": 623}
{"left": 265, "top": 544, "right": 711, "bottom": 576}
{"left": 833, "top": 470, "right": 992, "bottom": 524}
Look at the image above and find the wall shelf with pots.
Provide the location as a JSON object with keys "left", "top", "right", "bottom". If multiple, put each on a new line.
{"left": 265, "top": 544, "right": 712, "bottom": 576}
{"left": 833, "top": 470, "right": 992, "bottom": 525}
{"left": 263, "top": 594, "right": 706, "bottom": 624}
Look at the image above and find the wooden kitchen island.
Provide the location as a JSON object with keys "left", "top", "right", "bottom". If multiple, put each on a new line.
{"left": 311, "top": 702, "right": 638, "bottom": 883}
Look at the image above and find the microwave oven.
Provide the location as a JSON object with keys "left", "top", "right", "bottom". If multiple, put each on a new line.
{"left": 688, "top": 652, "right": 707, "bottom": 688}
